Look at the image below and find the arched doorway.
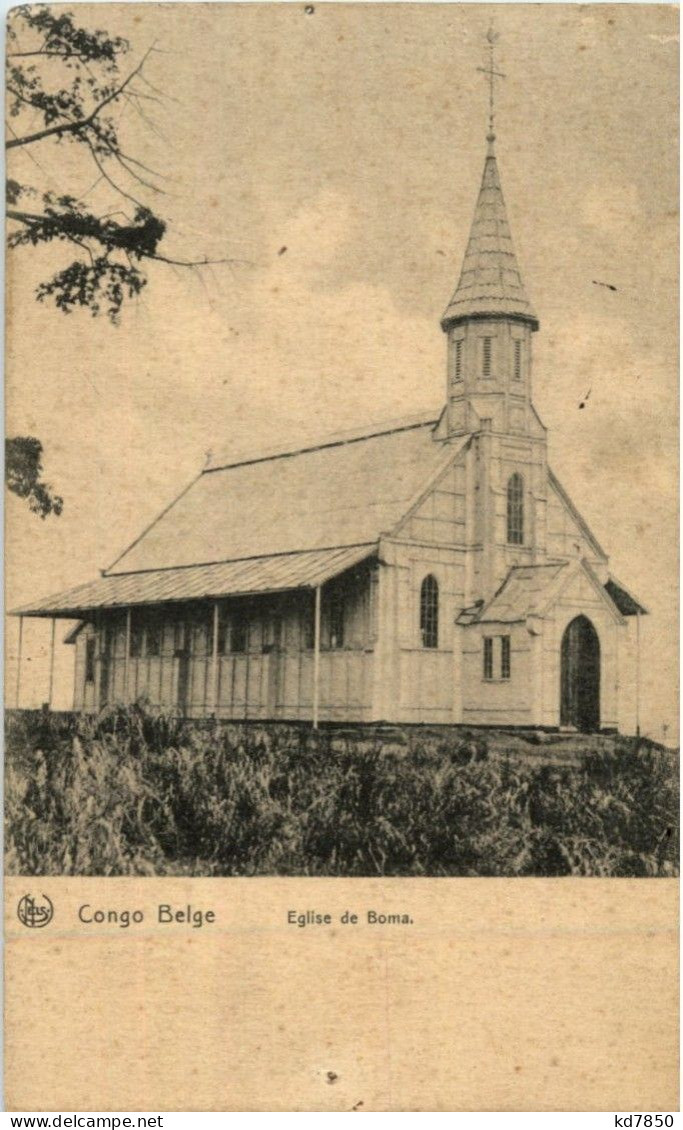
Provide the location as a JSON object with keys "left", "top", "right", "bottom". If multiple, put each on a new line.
{"left": 560, "top": 615, "right": 600, "bottom": 732}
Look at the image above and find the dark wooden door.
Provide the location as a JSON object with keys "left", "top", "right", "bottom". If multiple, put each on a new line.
{"left": 560, "top": 615, "right": 600, "bottom": 732}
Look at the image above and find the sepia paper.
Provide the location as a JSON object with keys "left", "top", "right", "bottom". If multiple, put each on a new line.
{"left": 5, "top": 2, "right": 679, "bottom": 1112}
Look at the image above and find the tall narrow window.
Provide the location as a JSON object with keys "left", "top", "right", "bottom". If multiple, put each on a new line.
{"left": 174, "top": 620, "right": 187, "bottom": 655}
{"left": 454, "top": 337, "right": 464, "bottom": 381}
{"left": 329, "top": 593, "right": 345, "bottom": 648}
{"left": 420, "top": 574, "right": 439, "bottom": 649}
{"left": 507, "top": 473, "right": 524, "bottom": 545}
{"left": 192, "top": 620, "right": 210, "bottom": 657}
{"left": 501, "top": 636, "right": 511, "bottom": 680}
{"left": 146, "top": 617, "right": 161, "bottom": 657}
{"left": 483, "top": 637, "right": 494, "bottom": 680}
{"left": 216, "top": 609, "right": 228, "bottom": 655}
{"left": 230, "top": 609, "right": 248, "bottom": 654}
{"left": 513, "top": 339, "right": 522, "bottom": 381}
{"left": 303, "top": 604, "right": 315, "bottom": 650}
{"left": 85, "top": 637, "right": 96, "bottom": 683}
{"left": 129, "top": 620, "right": 143, "bottom": 657}
{"left": 482, "top": 336, "right": 492, "bottom": 377}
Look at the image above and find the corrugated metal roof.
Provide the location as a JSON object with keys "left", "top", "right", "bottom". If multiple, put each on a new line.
{"left": 442, "top": 142, "right": 538, "bottom": 330}
{"left": 475, "top": 563, "right": 568, "bottom": 623}
{"left": 206, "top": 411, "right": 439, "bottom": 473}
{"left": 605, "top": 576, "right": 648, "bottom": 616}
{"left": 107, "top": 416, "right": 446, "bottom": 574}
{"left": 14, "top": 545, "right": 376, "bottom": 619}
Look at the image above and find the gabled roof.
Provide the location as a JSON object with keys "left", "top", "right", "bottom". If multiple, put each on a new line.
{"left": 441, "top": 138, "right": 538, "bottom": 330}
{"left": 15, "top": 545, "right": 376, "bottom": 619}
{"left": 460, "top": 559, "right": 629, "bottom": 627}
{"left": 106, "top": 415, "right": 446, "bottom": 575}
{"left": 605, "top": 575, "right": 648, "bottom": 616}
{"left": 548, "top": 469, "right": 607, "bottom": 561}
{"left": 469, "top": 563, "right": 569, "bottom": 623}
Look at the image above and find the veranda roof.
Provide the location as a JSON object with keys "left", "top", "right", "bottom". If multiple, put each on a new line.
{"left": 13, "top": 544, "right": 376, "bottom": 619}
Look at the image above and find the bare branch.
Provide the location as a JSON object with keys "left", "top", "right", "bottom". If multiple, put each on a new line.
{"left": 137, "top": 70, "right": 180, "bottom": 104}
{"left": 149, "top": 252, "right": 253, "bottom": 268}
{"left": 84, "top": 139, "right": 146, "bottom": 209}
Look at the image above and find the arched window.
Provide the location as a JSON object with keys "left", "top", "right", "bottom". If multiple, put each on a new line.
{"left": 420, "top": 574, "right": 439, "bottom": 649}
{"left": 507, "top": 473, "right": 524, "bottom": 545}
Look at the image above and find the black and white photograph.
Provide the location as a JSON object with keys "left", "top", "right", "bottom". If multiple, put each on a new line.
{"left": 4, "top": 2, "right": 680, "bottom": 1115}
{"left": 6, "top": 3, "right": 678, "bottom": 880}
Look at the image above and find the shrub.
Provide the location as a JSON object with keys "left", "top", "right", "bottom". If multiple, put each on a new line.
{"left": 5, "top": 709, "right": 679, "bottom": 877}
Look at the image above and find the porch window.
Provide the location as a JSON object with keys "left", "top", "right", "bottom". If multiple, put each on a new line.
{"left": 230, "top": 611, "right": 248, "bottom": 654}
{"left": 420, "top": 574, "right": 439, "bottom": 649}
{"left": 85, "top": 637, "right": 96, "bottom": 683}
{"left": 192, "top": 620, "right": 210, "bottom": 656}
{"left": 303, "top": 603, "right": 315, "bottom": 650}
{"left": 261, "top": 613, "right": 283, "bottom": 653}
{"left": 329, "top": 593, "right": 345, "bottom": 648}
{"left": 129, "top": 620, "right": 143, "bottom": 657}
{"left": 146, "top": 618, "right": 161, "bottom": 657}
{"left": 173, "top": 620, "right": 187, "bottom": 655}
{"left": 216, "top": 610, "right": 228, "bottom": 656}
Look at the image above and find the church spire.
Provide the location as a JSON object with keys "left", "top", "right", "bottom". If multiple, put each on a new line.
{"left": 441, "top": 30, "right": 538, "bottom": 333}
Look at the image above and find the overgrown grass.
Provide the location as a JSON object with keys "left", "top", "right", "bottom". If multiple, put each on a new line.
{"left": 5, "top": 706, "right": 679, "bottom": 877}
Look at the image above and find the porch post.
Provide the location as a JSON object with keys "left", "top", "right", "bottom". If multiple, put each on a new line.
{"left": 211, "top": 601, "right": 220, "bottom": 716}
{"left": 47, "top": 617, "right": 56, "bottom": 709}
{"left": 312, "top": 585, "right": 321, "bottom": 729}
{"left": 124, "top": 607, "right": 132, "bottom": 704}
{"left": 635, "top": 609, "right": 641, "bottom": 738}
{"left": 15, "top": 615, "right": 24, "bottom": 708}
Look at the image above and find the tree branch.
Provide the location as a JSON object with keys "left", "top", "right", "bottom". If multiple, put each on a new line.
{"left": 148, "top": 252, "right": 252, "bottom": 267}
{"left": 6, "top": 45, "right": 154, "bottom": 149}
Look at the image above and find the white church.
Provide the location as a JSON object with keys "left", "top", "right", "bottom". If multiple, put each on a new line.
{"left": 16, "top": 125, "right": 647, "bottom": 732}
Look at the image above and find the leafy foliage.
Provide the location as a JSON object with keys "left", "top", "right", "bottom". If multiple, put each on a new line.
{"left": 5, "top": 707, "right": 679, "bottom": 877}
{"left": 6, "top": 5, "right": 168, "bottom": 322}
{"left": 5, "top": 7, "right": 212, "bottom": 516}
{"left": 5, "top": 437, "right": 63, "bottom": 518}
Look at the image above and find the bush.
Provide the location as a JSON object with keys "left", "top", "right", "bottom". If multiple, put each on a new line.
{"left": 5, "top": 708, "right": 679, "bottom": 877}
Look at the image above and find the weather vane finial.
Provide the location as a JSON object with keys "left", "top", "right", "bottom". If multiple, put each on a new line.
{"left": 477, "top": 27, "right": 505, "bottom": 145}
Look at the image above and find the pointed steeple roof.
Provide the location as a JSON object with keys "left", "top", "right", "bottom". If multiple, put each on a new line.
{"left": 442, "top": 136, "right": 539, "bottom": 331}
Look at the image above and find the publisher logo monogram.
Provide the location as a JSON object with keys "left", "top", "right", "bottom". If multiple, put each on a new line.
{"left": 17, "top": 893, "right": 54, "bottom": 929}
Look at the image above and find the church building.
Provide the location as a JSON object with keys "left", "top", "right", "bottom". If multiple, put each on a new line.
{"left": 15, "top": 127, "right": 647, "bottom": 732}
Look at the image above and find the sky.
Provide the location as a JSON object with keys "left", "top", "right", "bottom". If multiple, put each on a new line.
{"left": 5, "top": 3, "right": 679, "bottom": 740}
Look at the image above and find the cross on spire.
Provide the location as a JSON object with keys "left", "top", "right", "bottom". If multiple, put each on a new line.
{"left": 476, "top": 27, "right": 505, "bottom": 142}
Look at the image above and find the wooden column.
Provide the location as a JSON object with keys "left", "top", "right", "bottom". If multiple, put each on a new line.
{"left": 15, "top": 616, "right": 24, "bottom": 709}
{"left": 312, "top": 585, "right": 321, "bottom": 729}
{"left": 124, "top": 608, "right": 132, "bottom": 704}
{"left": 211, "top": 601, "right": 220, "bottom": 716}
{"left": 47, "top": 617, "right": 56, "bottom": 710}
